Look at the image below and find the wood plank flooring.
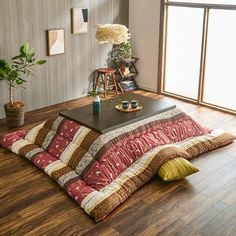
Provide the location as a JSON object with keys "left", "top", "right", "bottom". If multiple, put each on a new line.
{"left": 0, "top": 90, "right": 236, "bottom": 236}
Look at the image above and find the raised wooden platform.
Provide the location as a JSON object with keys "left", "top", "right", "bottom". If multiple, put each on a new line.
{"left": 0, "top": 90, "right": 235, "bottom": 235}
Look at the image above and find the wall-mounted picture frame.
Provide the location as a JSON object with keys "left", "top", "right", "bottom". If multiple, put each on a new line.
{"left": 72, "top": 8, "right": 88, "bottom": 34}
{"left": 47, "top": 29, "right": 65, "bottom": 56}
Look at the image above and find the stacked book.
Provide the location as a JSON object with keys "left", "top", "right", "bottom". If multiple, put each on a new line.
{"left": 120, "top": 80, "right": 137, "bottom": 91}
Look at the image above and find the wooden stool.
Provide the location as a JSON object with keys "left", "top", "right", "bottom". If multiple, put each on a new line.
{"left": 94, "top": 68, "right": 119, "bottom": 98}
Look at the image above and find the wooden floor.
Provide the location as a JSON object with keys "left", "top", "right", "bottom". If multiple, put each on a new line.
{"left": 0, "top": 90, "right": 236, "bottom": 236}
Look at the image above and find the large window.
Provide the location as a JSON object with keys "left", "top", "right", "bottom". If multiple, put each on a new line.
{"left": 169, "top": 0, "right": 236, "bottom": 4}
{"left": 203, "top": 9, "right": 236, "bottom": 110}
{"left": 161, "top": 0, "right": 236, "bottom": 113}
{"left": 165, "top": 7, "right": 203, "bottom": 99}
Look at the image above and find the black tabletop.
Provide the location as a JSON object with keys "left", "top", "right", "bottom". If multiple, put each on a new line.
{"left": 60, "top": 93, "right": 176, "bottom": 134}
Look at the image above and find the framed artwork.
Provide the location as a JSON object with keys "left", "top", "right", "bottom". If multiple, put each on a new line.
{"left": 47, "top": 29, "right": 65, "bottom": 56}
{"left": 72, "top": 8, "right": 88, "bottom": 34}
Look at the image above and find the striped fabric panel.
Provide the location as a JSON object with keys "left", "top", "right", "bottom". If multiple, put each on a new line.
{"left": 81, "top": 130, "right": 235, "bottom": 222}
{"left": 179, "top": 130, "right": 235, "bottom": 158}
{"left": 25, "top": 122, "right": 45, "bottom": 143}
{"left": 81, "top": 145, "right": 179, "bottom": 214}
{"left": 22, "top": 108, "right": 196, "bottom": 180}
{"left": 44, "top": 116, "right": 65, "bottom": 131}
{"left": 43, "top": 116, "right": 59, "bottom": 130}
{"left": 51, "top": 116, "right": 65, "bottom": 132}
{"left": 14, "top": 108, "right": 212, "bottom": 192}
{"left": 87, "top": 109, "right": 186, "bottom": 158}
{"left": 19, "top": 144, "right": 42, "bottom": 157}
{"left": 11, "top": 139, "right": 31, "bottom": 155}
{"left": 32, "top": 116, "right": 65, "bottom": 149}
{"left": 60, "top": 143, "right": 80, "bottom": 165}
{"left": 72, "top": 110, "right": 183, "bottom": 177}
{"left": 34, "top": 128, "right": 51, "bottom": 146}
{"left": 68, "top": 146, "right": 88, "bottom": 169}
{"left": 73, "top": 126, "right": 91, "bottom": 145}
{"left": 51, "top": 165, "right": 73, "bottom": 181}
{"left": 42, "top": 130, "right": 57, "bottom": 150}
{"left": 71, "top": 109, "right": 209, "bottom": 180}
{"left": 8, "top": 126, "right": 235, "bottom": 222}
{"left": 45, "top": 160, "right": 67, "bottom": 177}
{"left": 93, "top": 112, "right": 207, "bottom": 160}
{"left": 57, "top": 171, "right": 80, "bottom": 188}
{"left": 25, "top": 147, "right": 45, "bottom": 160}
{"left": 1, "top": 108, "right": 235, "bottom": 222}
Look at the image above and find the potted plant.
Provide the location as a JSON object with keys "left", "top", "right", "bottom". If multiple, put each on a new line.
{"left": 107, "top": 41, "right": 132, "bottom": 67}
{"left": 95, "top": 24, "right": 132, "bottom": 67}
{"left": 0, "top": 43, "right": 46, "bottom": 128}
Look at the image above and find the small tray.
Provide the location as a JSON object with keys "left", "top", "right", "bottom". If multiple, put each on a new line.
{"left": 115, "top": 104, "right": 142, "bottom": 113}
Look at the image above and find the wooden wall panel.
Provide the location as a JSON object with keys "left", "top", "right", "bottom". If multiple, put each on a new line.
{"left": 0, "top": 0, "right": 128, "bottom": 118}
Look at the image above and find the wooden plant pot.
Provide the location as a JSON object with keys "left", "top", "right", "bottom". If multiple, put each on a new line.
{"left": 4, "top": 102, "right": 25, "bottom": 128}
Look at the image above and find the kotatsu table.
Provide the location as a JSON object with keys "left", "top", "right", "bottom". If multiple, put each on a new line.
{"left": 60, "top": 93, "right": 176, "bottom": 134}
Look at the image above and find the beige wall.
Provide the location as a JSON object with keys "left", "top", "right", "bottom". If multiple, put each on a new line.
{"left": 129, "top": 0, "right": 161, "bottom": 92}
{"left": 0, "top": 0, "right": 128, "bottom": 118}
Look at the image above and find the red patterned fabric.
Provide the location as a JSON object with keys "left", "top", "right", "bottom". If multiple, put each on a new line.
{"left": 58, "top": 119, "right": 80, "bottom": 141}
{"left": 32, "top": 152, "right": 57, "bottom": 170}
{"left": 0, "top": 130, "right": 28, "bottom": 149}
{"left": 67, "top": 179, "right": 96, "bottom": 204}
{"left": 0, "top": 108, "right": 234, "bottom": 221}
{"left": 48, "top": 134, "right": 70, "bottom": 159}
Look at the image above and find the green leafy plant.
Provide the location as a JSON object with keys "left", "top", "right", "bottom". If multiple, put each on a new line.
{"left": 83, "top": 87, "right": 102, "bottom": 97}
{"left": 0, "top": 43, "right": 46, "bottom": 107}
{"left": 107, "top": 41, "right": 131, "bottom": 67}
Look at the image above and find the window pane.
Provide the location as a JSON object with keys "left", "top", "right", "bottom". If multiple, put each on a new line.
{"left": 168, "top": 0, "right": 236, "bottom": 5}
{"left": 165, "top": 7, "right": 204, "bottom": 99}
{"left": 203, "top": 10, "right": 236, "bottom": 110}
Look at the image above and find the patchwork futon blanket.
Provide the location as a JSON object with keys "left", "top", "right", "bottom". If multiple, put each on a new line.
{"left": 0, "top": 108, "right": 235, "bottom": 221}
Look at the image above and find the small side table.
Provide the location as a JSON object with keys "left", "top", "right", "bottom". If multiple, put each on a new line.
{"left": 93, "top": 68, "right": 119, "bottom": 98}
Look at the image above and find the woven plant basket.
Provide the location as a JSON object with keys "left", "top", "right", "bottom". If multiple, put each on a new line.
{"left": 4, "top": 102, "right": 25, "bottom": 128}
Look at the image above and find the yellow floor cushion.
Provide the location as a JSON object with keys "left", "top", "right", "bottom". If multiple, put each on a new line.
{"left": 158, "top": 157, "right": 199, "bottom": 181}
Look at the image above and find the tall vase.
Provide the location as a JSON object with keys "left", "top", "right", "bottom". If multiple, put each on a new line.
{"left": 93, "top": 95, "right": 101, "bottom": 115}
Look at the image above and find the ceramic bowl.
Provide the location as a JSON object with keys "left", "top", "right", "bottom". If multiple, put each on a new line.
{"left": 131, "top": 100, "right": 138, "bottom": 109}
{"left": 122, "top": 101, "right": 129, "bottom": 109}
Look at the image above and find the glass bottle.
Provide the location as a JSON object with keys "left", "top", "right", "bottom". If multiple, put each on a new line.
{"left": 93, "top": 95, "right": 101, "bottom": 115}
